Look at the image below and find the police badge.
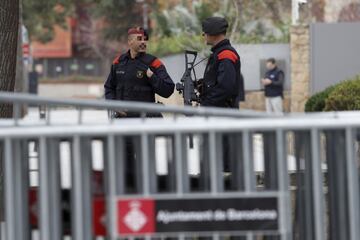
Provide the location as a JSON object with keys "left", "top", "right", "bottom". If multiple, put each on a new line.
{"left": 136, "top": 70, "right": 144, "bottom": 79}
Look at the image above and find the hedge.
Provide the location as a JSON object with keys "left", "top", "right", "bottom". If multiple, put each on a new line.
{"left": 324, "top": 75, "right": 360, "bottom": 111}
{"left": 304, "top": 85, "right": 336, "bottom": 112}
{"left": 305, "top": 75, "right": 360, "bottom": 112}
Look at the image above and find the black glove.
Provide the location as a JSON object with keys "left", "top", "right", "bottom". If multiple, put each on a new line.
{"left": 112, "top": 111, "right": 127, "bottom": 118}
{"left": 195, "top": 78, "right": 204, "bottom": 96}
{"left": 136, "top": 61, "right": 149, "bottom": 72}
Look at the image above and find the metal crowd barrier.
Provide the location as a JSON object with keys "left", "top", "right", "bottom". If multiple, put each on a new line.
{"left": 0, "top": 92, "right": 360, "bottom": 240}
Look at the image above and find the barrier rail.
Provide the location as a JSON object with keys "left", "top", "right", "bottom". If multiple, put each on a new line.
{"left": 1, "top": 92, "right": 360, "bottom": 240}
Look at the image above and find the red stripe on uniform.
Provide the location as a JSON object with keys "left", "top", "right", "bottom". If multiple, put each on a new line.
{"left": 217, "top": 50, "right": 238, "bottom": 63}
{"left": 151, "top": 59, "right": 163, "bottom": 69}
{"left": 112, "top": 55, "right": 121, "bottom": 64}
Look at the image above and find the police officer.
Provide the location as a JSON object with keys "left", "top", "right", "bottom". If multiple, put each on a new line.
{"left": 104, "top": 27, "right": 175, "bottom": 118}
{"left": 104, "top": 27, "right": 175, "bottom": 193}
{"left": 200, "top": 18, "right": 246, "bottom": 193}
{"left": 261, "top": 58, "right": 284, "bottom": 114}
{"left": 200, "top": 17, "right": 244, "bottom": 108}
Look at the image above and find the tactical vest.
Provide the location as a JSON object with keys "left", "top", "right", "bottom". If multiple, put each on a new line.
{"left": 113, "top": 53, "right": 157, "bottom": 103}
{"left": 203, "top": 44, "right": 244, "bottom": 108}
{"left": 264, "top": 67, "right": 284, "bottom": 97}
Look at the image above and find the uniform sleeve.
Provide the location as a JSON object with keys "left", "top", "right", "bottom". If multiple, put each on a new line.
{"left": 104, "top": 65, "right": 116, "bottom": 100}
{"left": 271, "top": 71, "right": 284, "bottom": 86}
{"left": 148, "top": 59, "right": 175, "bottom": 98}
{"left": 201, "top": 50, "right": 238, "bottom": 106}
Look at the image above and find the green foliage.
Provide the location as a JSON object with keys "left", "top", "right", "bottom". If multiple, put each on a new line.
{"left": 324, "top": 75, "right": 360, "bottom": 111}
{"left": 305, "top": 75, "right": 360, "bottom": 112}
{"left": 153, "top": 12, "right": 172, "bottom": 37}
{"left": 152, "top": 0, "right": 290, "bottom": 46}
{"left": 193, "top": 1, "right": 217, "bottom": 24}
{"left": 149, "top": 1, "right": 214, "bottom": 57}
{"left": 147, "top": 34, "right": 205, "bottom": 57}
{"left": 88, "top": 0, "right": 141, "bottom": 41}
{"left": 148, "top": 0, "right": 290, "bottom": 57}
{"left": 24, "top": 0, "right": 141, "bottom": 43}
{"left": 305, "top": 85, "right": 336, "bottom": 112}
{"left": 152, "top": 1, "right": 214, "bottom": 38}
{"left": 147, "top": 37, "right": 182, "bottom": 57}
{"left": 23, "top": 0, "right": 72, "bottom": 43}
{"left": 278, "top": 20, "right": 291, "bottom": 42}
{"left": 23, "top": 0, "right": 291, "bottom": 57}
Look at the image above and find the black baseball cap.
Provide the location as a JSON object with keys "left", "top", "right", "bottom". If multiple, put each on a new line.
{"left": 202, "top": 17, "right": 229, "bottom": 35}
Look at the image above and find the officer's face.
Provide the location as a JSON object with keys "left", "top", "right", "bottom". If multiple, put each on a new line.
{"left": 128, "top": 34, "right": 148, "bottom": 53}
{"left": 266, "top": 62, "right": 275, "bottom": 70}
{"left": 202, "top": 33, "right": 214, "bottom": 46}
{"left": 202, "top": 33, "right": 221, "bottom": 46}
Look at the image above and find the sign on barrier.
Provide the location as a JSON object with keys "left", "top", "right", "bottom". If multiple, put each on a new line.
{"left": 93, "top": 198, "right": 107, "bottom": 236}
{"left": 118, "top": 197, "right": 279, "bottom": 236}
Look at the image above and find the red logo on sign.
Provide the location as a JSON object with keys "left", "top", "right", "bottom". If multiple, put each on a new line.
{"left": 93, "top": 197, "right": 106, "bottom": 236}
{"left": 118, "top": 199, "right": 155, "bottom": 235}
{"left": 29, "top": 188, "right": 38, "bottom": 227}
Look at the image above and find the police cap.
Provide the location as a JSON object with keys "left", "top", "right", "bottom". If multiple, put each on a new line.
{"left": 128, "top": 27, "right": 149, "bottom": 40}
{"left": 202, "top": 17, "right": 228, "bottom": 35}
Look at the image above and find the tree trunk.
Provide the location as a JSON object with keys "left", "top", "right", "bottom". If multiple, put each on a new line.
{"left": 0, "top": 0, "right": 19, "bottom": 117}
{"left": 0, "top": 0, "right": 19, "bottom": 224}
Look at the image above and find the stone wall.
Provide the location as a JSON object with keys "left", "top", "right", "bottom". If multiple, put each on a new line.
{"left": 290, "top": 26, "right": 310, "bottom": 112}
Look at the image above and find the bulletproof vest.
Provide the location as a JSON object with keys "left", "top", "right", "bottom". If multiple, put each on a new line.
{"left": 264, "top": 67, "right": 284, "bottom": 97}
{"left": 113, "top": 53, "right": 156, "bottom": 103}
{"left": 203, "top": 43, "right": 244, "bottom": 108}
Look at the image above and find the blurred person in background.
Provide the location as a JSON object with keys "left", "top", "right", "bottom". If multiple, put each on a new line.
{"left": 261, "top": 58, "right": 284, "bottom": 114}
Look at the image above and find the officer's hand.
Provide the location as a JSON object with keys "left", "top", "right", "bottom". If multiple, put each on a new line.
{"left": 113, "top": 111, "right": 127, "bottom": 118}
{"left": 146, "top": 68, "right": 153, "bottom": 78}
{"left": 196, "top": 78, "right": 204, "bottom": 95}
{"left": 262, "top": 78, "right": 272, "bottom": 86}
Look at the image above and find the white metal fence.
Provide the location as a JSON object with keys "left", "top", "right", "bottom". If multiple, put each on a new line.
{"left": 1, "top": 92, "right": 360, "bottom": 240}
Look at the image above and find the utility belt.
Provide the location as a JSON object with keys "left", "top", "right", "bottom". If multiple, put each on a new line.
{"left": 111, "top": 101, "right": 164, "bottom": 119}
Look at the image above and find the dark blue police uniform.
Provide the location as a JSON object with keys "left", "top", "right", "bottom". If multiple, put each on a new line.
{"left": 201, "top": 39, "right": 244, "bottom": 108}
{"left": 200, "top": 17, "right": 245, "bottom": 108}
{"left": 104, "top": 51, "right": 174, "bottom": 117}
{"left": 264, "top": 67, "right": 284, "bottom": 98}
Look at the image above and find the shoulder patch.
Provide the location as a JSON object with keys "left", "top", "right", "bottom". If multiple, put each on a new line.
{"left": 112, "top": 55, "right": 121, "bottom": 64}
{"left": 217, "top": 50, "right": 239, "bottom": 63}
{"left": 151, "top": 58, "right": 163, "bottom": 69}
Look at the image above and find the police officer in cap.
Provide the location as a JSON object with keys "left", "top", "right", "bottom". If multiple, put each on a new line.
{"left": 201, "top": 18, "right": 245, "bottom": 189}
{"left": 200, "top": 17, "right": 244, "bottom": 108}
{"left": 104, "top": 27, "right": 175, "bottom": 192}
{"left": 104, "top": 27, "right": 175, "bottom": 118}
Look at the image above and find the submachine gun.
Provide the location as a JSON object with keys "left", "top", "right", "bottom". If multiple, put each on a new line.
{"left": 176, "top": 50, "right": 206, "bottom": 106}
{"left": 176, "top": 51, "right": 208, "bottom": 148}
